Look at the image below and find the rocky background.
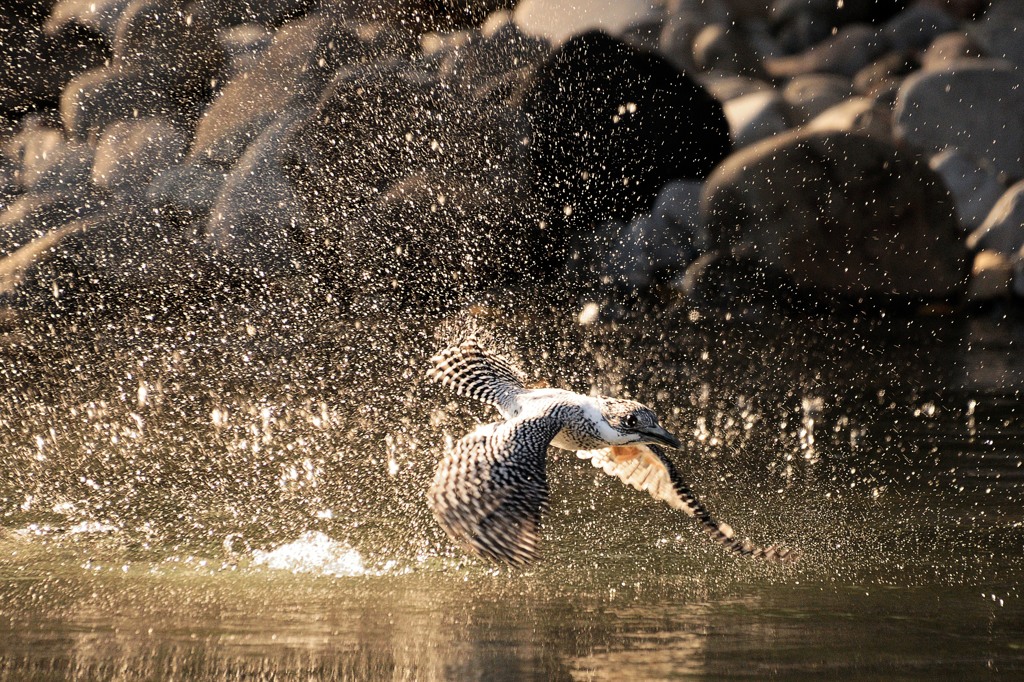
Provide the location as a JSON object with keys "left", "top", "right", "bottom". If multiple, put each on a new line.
{"left": 1, "top": 0, "right": 1023, "bottom": 338}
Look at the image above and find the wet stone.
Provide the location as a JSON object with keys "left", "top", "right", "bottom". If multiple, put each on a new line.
{"left": 894, "top": 61, "right": 1024, "bottom": 180}
{"left": 878, "top": 4, "right": 958, "bottom": 52}
{"left": 692, "top": 23, "right": 765, "bottom": 77}
{"left": 519, "top": 30, "right": 731, "bottom": 226}
{"left": 782, "top": 74, "right": 854, "bottom": 126}
{"left": 853, "top": 51, "right": 919, "bottom": 96}
{"left": 919, "top": 31, "right": 984, "bottom": 71}
{"left": 930, "top": 148, "right": 1004, "bottom": 233}
{"left": 513, "top": 0, "right": 660, "bottom": 45}
{"left": 91, "top": 117, "right": 188, "bottom": 194}
{"left": 766, "top": 24, "right": 888, "bottom": 79}
{"left": 702, "top": 129, "right": 967, "bottom": 298}
{"left": 805, "top": 97, "right": 893, "bottom": 140}
{"left": 723, "top": 91, "right": 790, "bottom": 149}
{"left": 189, "top": 14, "right": 383, "bottom": 166}
{"left": 966, "top": 181, "right": 1024, "bottom": 256}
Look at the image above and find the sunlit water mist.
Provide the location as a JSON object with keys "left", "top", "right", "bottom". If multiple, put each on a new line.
{"left": 2, "top": 303, "right": 1024, "bottom": 678}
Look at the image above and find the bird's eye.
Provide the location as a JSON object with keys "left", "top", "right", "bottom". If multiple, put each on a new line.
{"left": 623, "top": 414, "right": 638, "bottom": 428}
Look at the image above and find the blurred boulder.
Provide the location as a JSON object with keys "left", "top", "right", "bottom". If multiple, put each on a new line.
{"left": 113, "top": 0, "right": 224, "bottom": 84}
{"left": 0, "top": 2, "right": 109, "bottom": 116}
{"left": 929, "top": 148, "right": 1003, "bottom": 232}
{"left": 61, "top": 65, "right": 209, "bottom": 140}
{"left": 723, "top": 91, "right": 789, "bottom": 148}
{"left": 966, "top": 250, "right": 1015, "bottom": 301}
{"left": 206, "top": 109, "right": 308, "bottom": 277}
{"left": 189, "top": 0, "right": 316, "bottom": 28}
{"left": 146, "top": 160, "right": 227, "bottom": 219}
{"left": 190, "top": 14, "right": 404, "bottom": 166}
{"left": 698, "top": 72, "right": 770, "bottom": 102}
{"left": 92, "top": 117, "right": 187, "bottom": 193}
{"left": 692, "top": 23, "right": 765, "bottom": 77}
{"left": 285, "top": 56, "right": 544, "bottom": 297}
{"left": 966, "top": 181, "right": 1024, "bottom": 256}
{"left": 519, "top": 31, "right": 731, "bottom": 227}
{"left": 782, "top": 74, "right": 854, "bottom": 125}
{"left": 920, "top": 31, "right": 984, "bottom": 70}
{"left": 47, "top": 0, "right": 135, "bottom": 44}
{"left": 767, "top": 24, "right": 887, "bottom": 79}
{"left": 878, "top": 4, "right": 957, "bottom": 52}
{"left": 702, "top": 129, "right": 967, "bottom": 298}
{"left": 217, "top": 23, "right": 273, "bottom": 79}
{"left": 853, "top": 51, "right": 919, "bottom": 96}
{"left": 970, "top": 0, "right": 1024, "bottom": 69}
{"left": 3, "top": 118, "right": 95, "bottom": 195}
{"left": 0, "top": 205, "right": 210, "bottom": 316}
{"left": 805, "top": 97, "right": 892, "bottom": 140}
{"left": 0, "top": 191, "right": 102, "bottom": 256}
{"left": 894, "top": 61, "right": 1024, "bottom": 179}
{"left": 513, "top": 0, "right": 659, "bottom": 44}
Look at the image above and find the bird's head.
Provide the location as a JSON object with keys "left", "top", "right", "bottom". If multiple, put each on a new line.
{"left": 599, "top": 398, "right": 681, "bottom": 449}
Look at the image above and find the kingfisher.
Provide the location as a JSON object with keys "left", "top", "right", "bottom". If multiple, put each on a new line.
{"left": 426, "top": 336, "right": 797, "bottom": 566}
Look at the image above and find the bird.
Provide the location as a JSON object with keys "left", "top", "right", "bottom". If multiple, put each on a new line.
{"left": 425, "top": 336, "right": 798, "bottom": 566}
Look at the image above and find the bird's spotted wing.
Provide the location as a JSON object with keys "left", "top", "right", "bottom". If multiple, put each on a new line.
{"left": 427, "top": 337, "right": 527, "bottom": 417}
{"left": 577, "top": 444, "right": 798, "bottom": 563}
{"left": 428, "top": 415, "right": 564, "bottom": 566}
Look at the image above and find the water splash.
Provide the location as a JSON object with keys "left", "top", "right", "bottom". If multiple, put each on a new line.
{"left": 251, "top": 531, "right": 366, "bottom": 577}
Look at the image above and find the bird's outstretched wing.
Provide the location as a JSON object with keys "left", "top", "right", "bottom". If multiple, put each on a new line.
{"left": 428, "top": 414, "right": 564, "bottom": 566}
{"left": 427, "top": 337, "right": 527, "bottom": 418}
{"left": 577, "top": 444, "right": 798, "bottom": 563}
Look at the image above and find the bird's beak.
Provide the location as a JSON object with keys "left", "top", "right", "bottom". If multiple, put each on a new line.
{"left": 638, "top": 425, "right": 681, "bottom": 449}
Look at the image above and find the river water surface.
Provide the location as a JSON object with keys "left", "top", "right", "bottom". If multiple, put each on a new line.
{"left": 1, "top": 305, "right": 1022, "bottom": 680}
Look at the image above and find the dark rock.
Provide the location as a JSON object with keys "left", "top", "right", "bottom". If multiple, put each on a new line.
{"left": 324, "top": 169, "right": 542, "bottom": 310}
{"left": 621, "top": 18, "right": 664, "bottom": 53}
{"left": 781, "top": 74, "right": 854, "bottom": 125}
{"left": 878, "top": 4, "right": 957, "bottom": 52}
{"left": 432, "top": 21, "right": 548, "bottom": 92}
{"left": 285, "top": 56, "right": 544, "bottom": 299}
{"left": 47, "top": 0, "right": 135, "bottom": 44}
{"left": 206, "top": 109, "right": 308, "bottom": 276}
{"left": 805, "top": 97, "right": 893, "bottom": 140}
{"left": 766, "top": 24, "right": 888, "bottom": 79}
{"left": 0, "top": 190, "right": 106, "bottom": 256}
{"left": 692, "top": 23, "right": 766, "bottom": 77}
{"left": 658, "top": 12, "right": 703, "bottom": 73}
{"left": 971, "top": 0, "right": 1024, "bottom": 69}
{"left": 697, "top": 72, "right": 771, "bottom": 102}
{"left": 61, "top": 66, "right": 209, "bottom": 140}
{"left": 1, "top": 2, "right": 109, "bottom": 116}
{"left": 112, "top": 0, "right": 225, "bottom": 97}
{"left": 190, "top": 14, "right": 402, "bottom": 166}
{"left": 217, "top": 23, "right": 273, "bottom": 79}
{"left": 4, "top": 118, "right": 94, "bottom": 195}
{"left": 920, "top": 31, "right": 984, "bottom": 70}
{"left": 518, "top": 31, "right": 731, "bottom": 227}
{"left": 929, "top": 148, "right": 1003, "bottom": 232}
{"left": 189, "top": 0, "right": 316, "bottom": 28}
{"left": 853, "top": 51, "right": 919, "bottom": 96}
{"left": 966, "top": 181, "right": 1024, "bottom": 256}
{"left": 0, "top": 205, "right": 210, "bottom": 317}
{"left": 702, "top": 129, "right": 967, "bottom": 298}
{"left": 513, "top": 0, "right": 659, "bottom": 44}
{"left": 146, "top": 160, "right": 227, "bottom": 219}
{"left": 722, "top": 91, "right": 789, "bottom": 148}
{"left": 966, "top": 250, "right": 1015, "bottom": 301}
{"left": 92, "top": 117, "right": 187, "bottom": 193}
{"left": 679, "top": 249, "right": 803, "bottom": 316}
{"left": 893, "top": 61, "right": 1024, "bottom": 179}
